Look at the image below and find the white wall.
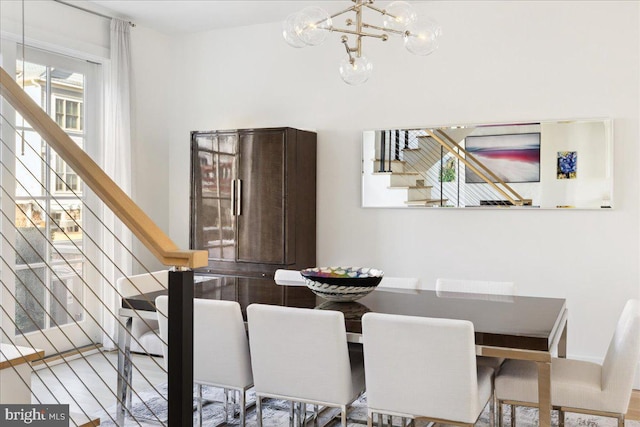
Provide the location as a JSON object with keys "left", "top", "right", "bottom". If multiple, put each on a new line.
{"left": 0, "top": 0, "right": 109, "bottom": 60}
{"left": 158, "top": 1, "right": 639, "bottom": 372}
{"left": 129, "top": 26, "right": 173, "bottom": 273}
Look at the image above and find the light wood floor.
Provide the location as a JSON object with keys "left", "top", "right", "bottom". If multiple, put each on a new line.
{"left": 30, "top": 350, "right": 166, "bottom": 419}
{"left": 629, "top": 389, "right": 640, "bottom": 421}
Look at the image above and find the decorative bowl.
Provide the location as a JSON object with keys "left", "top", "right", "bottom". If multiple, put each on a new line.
{"left": 315, "top": 301, "right": 371, "bottom": 319}
{"left": 300, "top": 266, "right": 384, "bottom": 302}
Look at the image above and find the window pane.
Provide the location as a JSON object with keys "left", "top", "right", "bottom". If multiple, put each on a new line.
{"left": 51, "top": 201, "right": 82, "bottom": 262}
{"left": 15, "top": 205, "right": 47, "bottom": 265}
{"left": 16, "top": 61, "right": 46, "bottom": 109}
{"left": 55, "top": 99, "right": 64, "bottom": 127}
{"left": 67, "top": 174, "right": 78, "bottom": 190}
{"left": 15, "top": 267, "right": 46, "bottom": 334}
{"left": 52, "top": 153, "right": 82, "bottom": 194}
{"left": 15, "top": 131, "right": 45, "bottom": 198}
{"left": 50, "top": 263, "right": 84, "bottom": 326}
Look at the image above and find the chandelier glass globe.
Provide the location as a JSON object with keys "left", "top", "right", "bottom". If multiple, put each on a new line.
{"left": 339, "top": 55, "right": 373, "bottom": 85}
{"left": 295, "top": 6, "right": 332, "bottom": 46}
{"left": 282, "top": 13, "right": 306, "bottom": 48}
{"left": 404, "top": 18, "right": 442, "bottom": 56}
{"left": 382, "top": 1, "right": 417, "bottom": 31}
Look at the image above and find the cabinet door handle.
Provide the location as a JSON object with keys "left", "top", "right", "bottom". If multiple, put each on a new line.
{"left": 236, "top": 179, "right": 242, "bottom": 216}
{"left": 231, "top": 179, "right": 237, "bottom": 216}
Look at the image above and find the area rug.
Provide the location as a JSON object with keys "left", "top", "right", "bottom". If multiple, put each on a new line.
{"left": 96, "top": 383, "right": 639, "bottom": 427}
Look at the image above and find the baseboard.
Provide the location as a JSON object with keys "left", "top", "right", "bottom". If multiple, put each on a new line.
{"left": 32, "top": 344, "right": 102, "bottom": 370}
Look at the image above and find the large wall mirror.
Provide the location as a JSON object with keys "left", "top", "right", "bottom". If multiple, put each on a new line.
{"left": 362, "top": 119, "right": 613, "bottom": 209}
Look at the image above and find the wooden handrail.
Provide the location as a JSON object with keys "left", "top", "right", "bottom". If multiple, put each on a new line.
{"left": 423, "top": 129, "right": 532, "bottom": 207}
{"left": 0, "top": 67, "right": 207, "bottom": 268}
{"left": 434, "top": 128, "right": 528, "bottom": 202}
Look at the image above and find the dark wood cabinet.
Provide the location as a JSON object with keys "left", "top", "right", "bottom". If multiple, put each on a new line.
{"left": 190, "top": 127, "right": 316, "bottom": 277}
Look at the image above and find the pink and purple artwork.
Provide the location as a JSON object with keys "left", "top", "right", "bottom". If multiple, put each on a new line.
{"left": 465, "top": 133, "right": 541, "bottom": 183}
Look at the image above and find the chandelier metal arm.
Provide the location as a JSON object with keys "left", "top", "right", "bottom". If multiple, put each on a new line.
{"left": 341, "top": 37, "right": 355, "bottom": 63}
{"left": 355, "top": 1, "right": 363, "bottom": 57}
{"left": 329, "top": 26, "right": 388, "bottom": 40}
{"left": 362, "top": 2, "right": 390, "bottom": 16}
{"left": 361, "top": 22, "right": 403, "bottom": 36}
{"left": 325, "top": 5, "right": 359, "bottom": 22}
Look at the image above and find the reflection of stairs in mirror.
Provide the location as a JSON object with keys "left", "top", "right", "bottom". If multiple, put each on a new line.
{"left": 371, "top": 157, "right": 446, "bottom": 206}
{"left": 401, "top": 135, "right": 451, "bottom": 207}
{"left": 404, "top": 197, "right": 448, "bottom": 207}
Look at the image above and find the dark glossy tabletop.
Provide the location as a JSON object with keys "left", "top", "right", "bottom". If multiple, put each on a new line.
{"left": 122, "top": 274, "right": 566, "bottom": 352}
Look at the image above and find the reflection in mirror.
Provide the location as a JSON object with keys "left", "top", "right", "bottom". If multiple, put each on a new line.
{"left": 362, "top": 119, "right": 612, "bottom": 209}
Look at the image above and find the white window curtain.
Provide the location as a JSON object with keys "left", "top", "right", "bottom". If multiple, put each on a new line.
{"left": 102, "top": 19, "right": 133, "bottom": 349}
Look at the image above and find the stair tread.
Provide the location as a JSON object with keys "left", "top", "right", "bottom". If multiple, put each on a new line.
{"left": 0, "top": 344, "right": 44, "bottom": 369}
{"left": 372, "top": 172, "right": 420, "bottom": 176}
{"left": 405, "top": 199, "right": 448, "bottom": 205}
{"left": 388, "top": 185, "right": 433, "bottom": 190}
{"left": 371, "top": 158, "right": 406, "bottom": 163}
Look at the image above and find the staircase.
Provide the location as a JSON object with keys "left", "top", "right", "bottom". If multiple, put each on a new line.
{"left": 369, "top": 132, "right": 448, "bottom": 207}
{"left": 0, "top": 65, "right": 205, "bottom": 426}
{"left": 0, "top": 343, "right": 44, "bottom": 404}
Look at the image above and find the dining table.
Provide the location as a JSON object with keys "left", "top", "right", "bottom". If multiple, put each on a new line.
{"left": 117, "top": 274, "right": 567, "bottom": 427}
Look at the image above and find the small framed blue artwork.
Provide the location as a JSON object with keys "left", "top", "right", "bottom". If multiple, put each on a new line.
{"left": 557, "top": 151, "right": 577, "bottom": 179}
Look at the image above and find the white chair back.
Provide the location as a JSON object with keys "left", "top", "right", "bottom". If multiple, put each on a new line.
{"left": 435, "top": 278, "right": 515, "bottom": 296}
{"left": 274, "top": 269, "right": 305, "bottom": 286}
{"left": 362, "top": 312, "right": 489, "bottom": 424}
{"left": 117, "top": 270, "right": 168, "bottom": 297}
{"left": 156, "top": 296, "right": 253, "bottom": 389}
{"left": 378, "top": 276, "right": 420, "bottom": 290}
{"left": 117, "top": 271, "right": 168, "bottom": 356}
{"left": 247, "top": 303, "right": 360, "bottom": 405}
{"left": 600, "top": 299, "right": 640, "bottom": 412}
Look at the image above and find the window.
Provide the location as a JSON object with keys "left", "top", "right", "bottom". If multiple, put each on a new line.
{"left": 7, "top": 45, "right": 102, "bottom": 354}
{"left": 54, "top": 96, "right": 83, "bottom": 131}
{"left": 54, "top": 155, "right": 80, "bottom": 192}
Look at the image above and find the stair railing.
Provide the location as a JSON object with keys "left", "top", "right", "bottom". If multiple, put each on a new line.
{"left": 0, "top": 65, "right": 207, "bottom": 426}
{"left": 424, "top": 128, "right": 533, "bottom": 207}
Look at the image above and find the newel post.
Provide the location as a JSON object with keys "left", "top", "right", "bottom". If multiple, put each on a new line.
{"left": 167, "top": 268, "right": 194, "bottom": 426}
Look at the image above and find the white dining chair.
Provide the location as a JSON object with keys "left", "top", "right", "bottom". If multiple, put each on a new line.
{"left": 495, "top": 299, "right": 640, "bottom": 427}
{"left": 117, "top": 270, "right": 168, "bottom": 356}
{"left": 156, "top": 296, "right": 254, "bottom": 427}
{"left": 274, "top": 269, "right": 305, "bottom": 286}
{"left": 362, "top": 312, "right": 494, "bottom": 427}
{"left": 377, "top": 276, "right": 420, "bottom": 290}
{"left": 435, "top": 276, "right": 516, "bottom": 426}
{"left": 247, "top": 303, "right": 365, "bottom": 427}
{"left": 436, "top": 277, "right": 516, "bottom": 371}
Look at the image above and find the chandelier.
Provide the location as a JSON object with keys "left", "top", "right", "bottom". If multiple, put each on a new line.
{"left": 283, "top": 0, "right": 442, "bottom": 85}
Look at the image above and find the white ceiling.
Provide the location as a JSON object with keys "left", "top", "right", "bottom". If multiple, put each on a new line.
{"left": 85, "top": 1, "right": 344, "bottom": 35}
